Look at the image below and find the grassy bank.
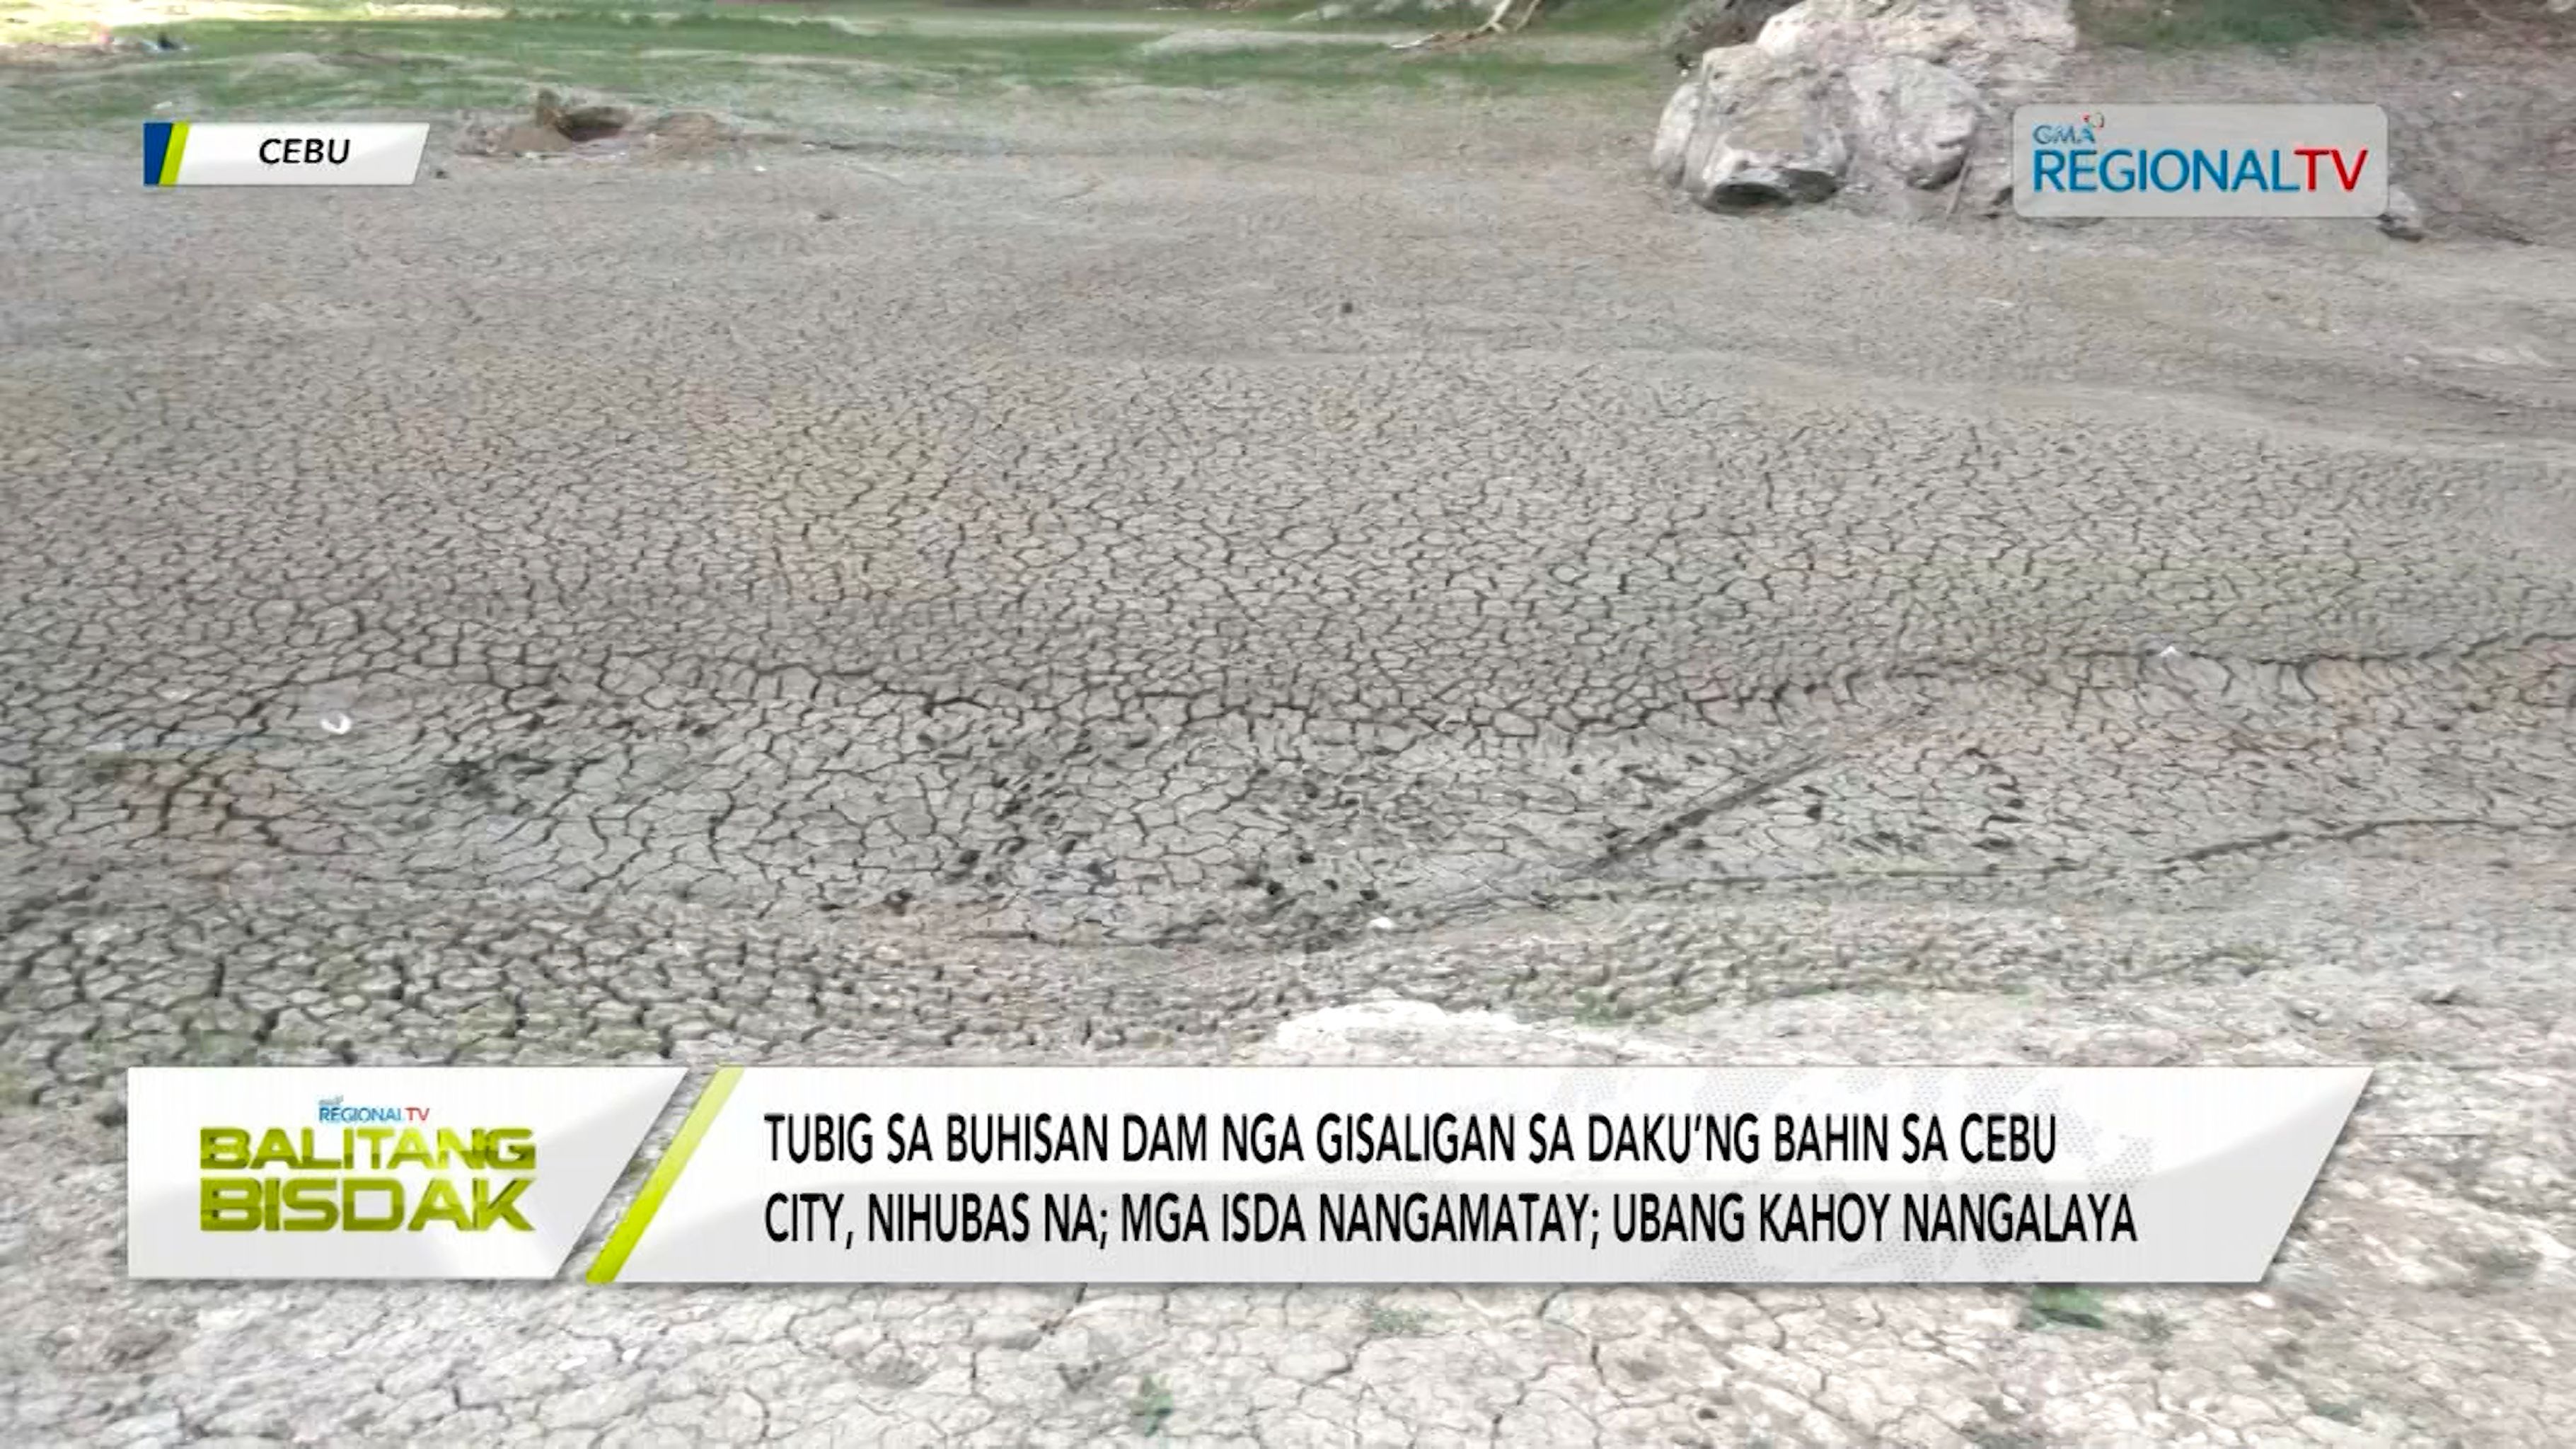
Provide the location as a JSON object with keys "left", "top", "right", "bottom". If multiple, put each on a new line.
{"left": 2072, "top": 0, "right": 2423, "bottom": 50}
{"left": 0, "top": 0, "right": 1665, "bottom": 137}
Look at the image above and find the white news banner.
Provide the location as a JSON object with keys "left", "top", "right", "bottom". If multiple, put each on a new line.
{"left": 591, "top": 1066, "right": 2368, "bottom": 1284}
{"left": 2014, "top": 105, "right": 2389, "bottom": 219}
{"left": 144, "top": 122, "right": 429, "bottom": 187}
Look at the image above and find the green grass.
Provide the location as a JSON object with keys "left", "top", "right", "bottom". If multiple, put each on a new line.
{"left": 2074, "top": 0, "right": 2420, "bottom": 50}
{"left": 1364, "top": 1300, "right": 1435, "bottom": 1336}
{"left": 1536, "top": 0, "right": 1677, "bottom": 33}
{"left": 2022, "top": 1283, "right": 2110, "bottom": 1329}
{"left": 3, "top": 1, "right": 1663, "bottom": 134}
{"left": 1129, "top": 1374, "right": 1176, "bottom": 1436}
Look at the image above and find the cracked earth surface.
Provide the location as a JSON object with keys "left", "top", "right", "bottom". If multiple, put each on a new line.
{"left": 2, "top": 74, "right": 2573, "bottom": 1448}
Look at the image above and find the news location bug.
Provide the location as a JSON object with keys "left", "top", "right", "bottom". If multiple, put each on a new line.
{"left": 144, "top": 121, "right": 429, "bottom": 186}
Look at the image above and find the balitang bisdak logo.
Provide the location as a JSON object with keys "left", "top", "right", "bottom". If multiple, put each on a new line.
{"left": 197, "top": 1094, "right": 538, "bottom": 1234}
{"left": 129, "top": 1067, "right": 683, "bottom": 1278}
{"left": 2014, "top": 104, "right": 2388, "bottom": 219}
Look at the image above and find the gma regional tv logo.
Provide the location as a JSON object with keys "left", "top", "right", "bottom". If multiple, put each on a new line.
{"left": 198, "top": 1095, "right": 538, "bottom": 1234}
{"left": 317, "top": 1093, "right": 427, "bottom": 1125}
{"left": 2015, "top": 104, "right": 2387, "bottom": 219}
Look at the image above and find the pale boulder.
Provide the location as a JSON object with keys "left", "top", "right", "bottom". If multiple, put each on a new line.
{"left": 1845, "top": 54, "right": 1980, "bottom": 189}
{"left": 1653, "top": 0, "right": 2075, "bottom": 213}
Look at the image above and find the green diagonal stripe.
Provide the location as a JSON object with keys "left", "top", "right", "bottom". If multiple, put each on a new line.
{"left": 587, "top": 1065, "right": 740, "bottom": 1283}
{"left": 158, "top": 122, "right": 189, "bottom": 187}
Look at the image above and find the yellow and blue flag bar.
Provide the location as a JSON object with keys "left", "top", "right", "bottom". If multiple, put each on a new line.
{"left": 142, "top": 120, "right": 190, "bottom": 186}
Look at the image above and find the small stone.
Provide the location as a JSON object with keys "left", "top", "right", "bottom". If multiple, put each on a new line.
{"left": 2379, "top": 185, "right": 2425, "bottom": 241}
{"left": 1368, "top": 916, "right": 1397, "bottom": 932}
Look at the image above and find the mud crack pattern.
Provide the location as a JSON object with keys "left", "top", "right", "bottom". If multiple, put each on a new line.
{"left": 4, "top": 82, "right": 2574, "bottom": 1445}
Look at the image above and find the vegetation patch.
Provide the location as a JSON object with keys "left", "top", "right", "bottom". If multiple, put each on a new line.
{"left": 1129, "top": 1373, "right": 1176, "bottom": 1436}
{"left": 2022, "top": 1283, "right": 2109, "bottom": 1329}
{"left": 1365, "top": 1300, "right": 1435, "bottom": 1336}
{"left": 2074, "top": 0, "right": 2420, "bottom": 50}
{"left": 3, "top": 0, "right": 1665, "bottom": 134}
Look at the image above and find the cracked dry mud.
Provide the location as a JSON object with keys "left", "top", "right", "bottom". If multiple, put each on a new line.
{"left": 4, "top": 78, "right": 2574, "bottom": 1447}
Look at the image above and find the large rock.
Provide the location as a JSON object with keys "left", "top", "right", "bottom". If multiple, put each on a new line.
{"left": 1756, "top": 0, "right": 2072, "bottom": 91}
{"left": 1654, "top": 47, "right": 1848, "bottom": 207}
{"left": 1660, "top": 0, "right": 1796, "bottom": 69}
{"left": 1653, "top": 0, "right": 2074, "bottom": 212}
{"left": 1844, "top": 54, "right": 1980, "bottom": 188}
